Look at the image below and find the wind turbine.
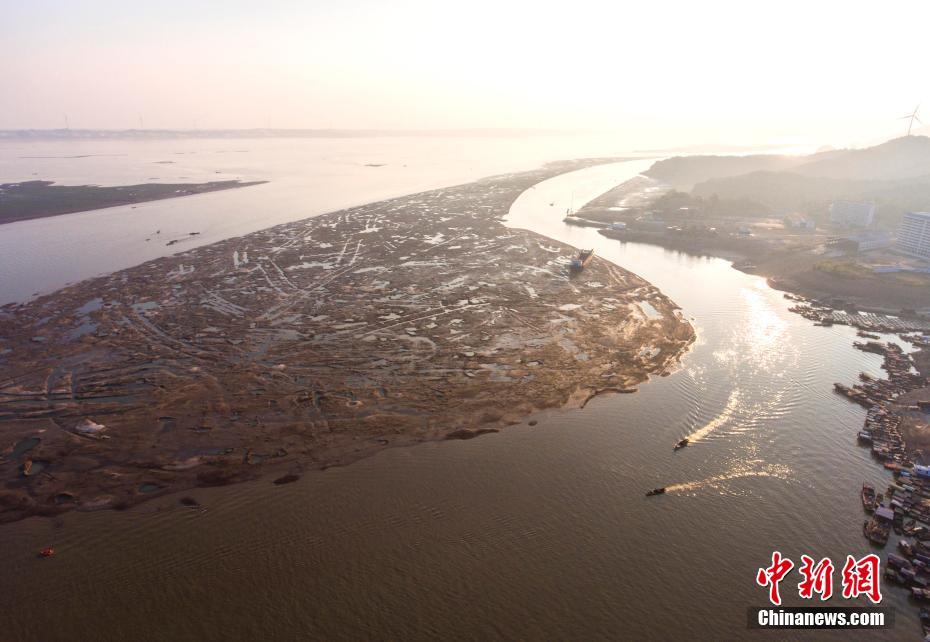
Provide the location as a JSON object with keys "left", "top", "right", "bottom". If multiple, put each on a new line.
{"left": 900, "top": 105, "right": 922, "bottom": 136}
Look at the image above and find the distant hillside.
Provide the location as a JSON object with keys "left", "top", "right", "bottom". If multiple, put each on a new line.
{"left": 695, "top": 172, "right": 930, "bottom": 217}
{"left": 646, "top": 136, "right": 930, "bottom": 188}
{"left": 791, "top": 136, "right": 930, "bottom": 180}
{"left": 692, "top": 172, "right": 873, "bottom": 209}
{"left": 643, "top": 154, "right": 804, "bottom": 190}
{"left": 649, "top": 136, "right": 930, "bottom": 227}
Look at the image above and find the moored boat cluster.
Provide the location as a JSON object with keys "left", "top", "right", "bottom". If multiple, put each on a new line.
{"left": 837, "top": 341, "right": 926, "bottom": 469}
{"left": 857, "top": 468, "right": 930, "bottom": 638}
{"left": 787, "top": 297, "right": 930, "bottom": 333}
{"left": 787, "top": 293, "right": 930, "bottom": 637}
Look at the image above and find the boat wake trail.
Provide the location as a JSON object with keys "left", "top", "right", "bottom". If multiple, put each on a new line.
{"left": 684, "top": 389, "right": 741, "bottom": 443}
{"left": 680, "top": 374, "right": 802, "bottom": 445}
{"left": 663, "top": 459, "right": 793, "bottom": 495}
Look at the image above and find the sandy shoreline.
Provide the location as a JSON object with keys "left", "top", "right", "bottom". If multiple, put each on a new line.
{"left": 0, "top": 159, "right": 694, "bottom": 523}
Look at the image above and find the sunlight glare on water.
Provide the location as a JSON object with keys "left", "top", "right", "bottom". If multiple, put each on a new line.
{"left": 0, "top": 158, "right": 917, "bottom": 640}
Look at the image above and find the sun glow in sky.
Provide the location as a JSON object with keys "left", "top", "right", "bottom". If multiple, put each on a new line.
{"left": 5, "top": 0, "right": 930, "bottom": 147}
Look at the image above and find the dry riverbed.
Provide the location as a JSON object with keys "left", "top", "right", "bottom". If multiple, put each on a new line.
{"left": 0, "top": 160, "right": 694, "bottom": 522}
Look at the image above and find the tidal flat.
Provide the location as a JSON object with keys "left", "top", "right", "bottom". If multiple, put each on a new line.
{"left": 0, "top": 179, "right": 266, "bottom": 225}
{"left": 0, "top": 159, "right": 694, "bottom": 522}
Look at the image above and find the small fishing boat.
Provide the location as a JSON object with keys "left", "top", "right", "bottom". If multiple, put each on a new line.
{"left": 885, "top": 566, "right": 905, "bottom": 584}
{"left": 569, "top": 249, "right": 594, "bottom": 272}
{"left": 674, "top": 439, "right": 689, "bottom": 450}
{"left": 861, "top": 483, "right": 876, "bottom": 512}
{"left": 887, "top": 553, "right": 911, "bottom": 570}
{"left": 863, "top": 518, "right": 890, "bottom": 546}
{"left": 913, "top": 587, "right": 930, "bottom": 601}
{"left": 39, "top": 547, "right": 54, "bottom": 558}
{"left": 646, "top": 487, "right": 666, "bottom": 496}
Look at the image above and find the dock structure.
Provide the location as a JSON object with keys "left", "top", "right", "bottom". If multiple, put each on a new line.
{"left": 788, "top": 301, "right": 930, "bottom": 333}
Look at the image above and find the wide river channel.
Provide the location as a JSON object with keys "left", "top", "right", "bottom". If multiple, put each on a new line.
{"left": 0, "top": 158, "right": 916, "bottom": 640}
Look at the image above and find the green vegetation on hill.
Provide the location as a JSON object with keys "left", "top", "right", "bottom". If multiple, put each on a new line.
{"left": 692, "top": 172, "right": 930, "bottom": 228}
{"left": 815, "top": 259, "right": 930, "bottom": 287}
{"left": 651, "top": 190, "right": 770, "bottom": 219}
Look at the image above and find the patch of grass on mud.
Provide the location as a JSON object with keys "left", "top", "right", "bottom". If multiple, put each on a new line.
{"left": 816, "top": 259, "right": 930, "bottom": 287}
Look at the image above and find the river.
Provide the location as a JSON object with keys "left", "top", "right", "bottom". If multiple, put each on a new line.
{"left": 0, "top": 158, "right": 916, "bottom": 640}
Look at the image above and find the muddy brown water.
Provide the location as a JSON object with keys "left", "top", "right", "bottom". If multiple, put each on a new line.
{"left": 0, "top": 160, "right": 920, "bottom": 640}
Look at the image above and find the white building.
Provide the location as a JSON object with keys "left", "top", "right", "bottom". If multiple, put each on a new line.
{"left": 827, "top": 230, "right": 892, "bottom": 253}
{"left": 897, "top": 212, "right": 930, "bottom": 260}
{"left": 830, "top": 200, "right": 875, "bottom": 227}
{"left": 851, "top": 230, "right": 892, "bottom": 252}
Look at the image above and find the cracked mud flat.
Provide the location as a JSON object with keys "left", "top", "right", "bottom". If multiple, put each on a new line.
{"left": 0, "top": 159, "right": 694, "bottom": 522}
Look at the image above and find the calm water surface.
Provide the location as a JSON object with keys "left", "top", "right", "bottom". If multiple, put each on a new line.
{"left": 0, "top": 135, "right": 636, "bottom": 304}
{"left": 0, "top": 159, "right": 916, "bottom": 640}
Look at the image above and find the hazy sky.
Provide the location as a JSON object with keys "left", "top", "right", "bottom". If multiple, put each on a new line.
{"left": 4, "top": 0, "right": 930, "bottom": 147}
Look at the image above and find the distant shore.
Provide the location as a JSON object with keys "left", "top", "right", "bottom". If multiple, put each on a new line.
{"left": 598, "top": 226, "right": 930, "bottom": 316}
{"left": 0, "top": 179, "right": 266, "bottom": 225}
{"left": 0, "top": 128, "right": 567, "bottom": 141}
{"left": 569, "top": 177, "right": 930, "bottom": 315}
